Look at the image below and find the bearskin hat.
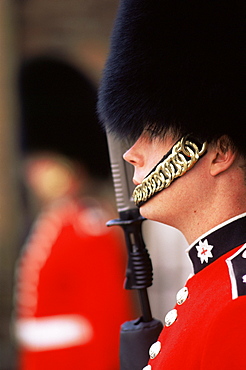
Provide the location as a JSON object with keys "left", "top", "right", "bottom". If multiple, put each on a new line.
{"left": 98, "top": 0, "right": 245, "bottom": 153}
{"left": 19, "top": 56, "right": 110, "bottom": 179}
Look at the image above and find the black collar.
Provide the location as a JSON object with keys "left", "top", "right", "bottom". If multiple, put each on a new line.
{"left": 188, "top": 214, "right": 246, "bottom": 274}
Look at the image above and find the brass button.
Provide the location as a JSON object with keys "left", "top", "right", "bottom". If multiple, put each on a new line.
{"left": 165, "top": 309, "right": 178, "bottom": 327}
{"left": 149, "top": 341, "right": 161, "bottom": 359}
{"left": 176, "top": 287, "right": 189, "bottom": 305}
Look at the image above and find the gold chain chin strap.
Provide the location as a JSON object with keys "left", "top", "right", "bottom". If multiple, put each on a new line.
{"left": 132, "top": 137, "right": 208, "bottom": 207}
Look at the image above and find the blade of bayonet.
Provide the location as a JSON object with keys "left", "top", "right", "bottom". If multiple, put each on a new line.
{"left": 106, "top": 133, "right": 136, "bottom": 213}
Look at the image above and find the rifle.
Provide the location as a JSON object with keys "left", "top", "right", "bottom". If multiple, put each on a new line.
{"left": 106, "top": 133, "right": 163, "bottom": 370}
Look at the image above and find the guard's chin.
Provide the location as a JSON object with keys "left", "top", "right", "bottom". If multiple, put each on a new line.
{"left": 138, "top": 199, "right": 155, "bottom": 221}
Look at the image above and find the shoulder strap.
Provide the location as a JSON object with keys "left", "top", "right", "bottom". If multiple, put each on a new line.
{"left": 227, "top": 244, "right": 246, "bottom": 299}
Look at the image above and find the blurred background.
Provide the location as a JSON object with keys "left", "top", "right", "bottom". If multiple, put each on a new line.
{"left": 0, "top": 1, "right": 191, "bottom": 369}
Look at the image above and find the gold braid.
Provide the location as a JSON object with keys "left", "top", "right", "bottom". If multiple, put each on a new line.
{"left": 132, "top": 137, "right": 208, "bottom": 207}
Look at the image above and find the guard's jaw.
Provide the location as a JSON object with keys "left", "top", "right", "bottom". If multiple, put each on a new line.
{"left": 132, "top": 136, "right": 208, "bottom": 207}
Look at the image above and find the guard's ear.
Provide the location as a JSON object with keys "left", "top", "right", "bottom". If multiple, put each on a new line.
{"left": 210, "top": 136, "right": 237, "bottom": 177}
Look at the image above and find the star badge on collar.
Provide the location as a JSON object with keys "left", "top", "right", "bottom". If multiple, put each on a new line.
{"left": 196, "top": 239, "right": 213, "bottom": 264}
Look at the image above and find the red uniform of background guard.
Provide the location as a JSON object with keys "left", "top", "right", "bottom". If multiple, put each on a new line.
{"left": 14, "top": 198, "right": 134, "bottom": 370}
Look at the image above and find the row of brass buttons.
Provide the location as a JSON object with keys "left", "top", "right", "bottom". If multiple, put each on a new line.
{"left": 142, "top": 286, "right": 189, "bottom": 368}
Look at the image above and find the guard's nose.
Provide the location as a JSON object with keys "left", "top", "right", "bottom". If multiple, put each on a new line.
{"left": 123, "top": 146, "right": 144, "bottom": 167}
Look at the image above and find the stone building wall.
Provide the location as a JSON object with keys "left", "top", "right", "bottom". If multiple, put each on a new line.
{"left": 17, "top": 0, "right": 118, "bottom": 82}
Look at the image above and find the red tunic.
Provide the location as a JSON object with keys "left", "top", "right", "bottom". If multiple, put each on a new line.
{"left": 14, "top": 198, "right": 134, "bottom": 370}
{"left": 146, "top": 213, "right": 246, "bottom": 370}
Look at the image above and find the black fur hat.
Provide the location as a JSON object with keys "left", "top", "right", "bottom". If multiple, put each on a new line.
{"left": 98, "top": 0, "right": 245, "bottom": 152}
{"left": 20, "top": 56, "right": 110, "bottom": 179}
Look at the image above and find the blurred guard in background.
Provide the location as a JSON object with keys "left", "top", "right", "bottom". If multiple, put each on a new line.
{"left": 13, "top": 56, "right": 135, "bottom": 370}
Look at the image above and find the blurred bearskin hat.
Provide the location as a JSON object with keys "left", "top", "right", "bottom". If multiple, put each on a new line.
{"left": 19, "top": 55, "right": 110, "bottom": 179}
{"left": 98, "top": 0, "right": 245, "bottom": 153}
